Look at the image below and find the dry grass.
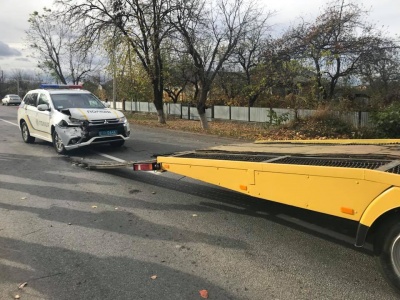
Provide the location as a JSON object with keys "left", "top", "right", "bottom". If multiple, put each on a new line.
{"left": 125, "top": 112, "right": 355, "bottom": 141}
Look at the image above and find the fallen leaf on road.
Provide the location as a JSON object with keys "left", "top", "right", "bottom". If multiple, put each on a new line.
{"left": 18, "top": 282, "right": 28, "bottom": 289}
{"left": 92, "top": 205, "right": 97, "bottom": 209}
{"left": 115, "top": 207, "right": 119, "bottom": 210}
{"left": 14, "top": 295, "right": 20, "bottom": 299}
{"left": 199, "top": 289, "right": 209, "bottom": 298}
{"left": 152, "top": 192, "right": 156, "bottom": 194}
{"left": 21, "top": 197, "right": 27, "bottom": 200}
{"left": 192, "top": 214, "right": 198, "bottom": 217}
{"left": 150, "top": 275, "right": 157, "bottom": 280}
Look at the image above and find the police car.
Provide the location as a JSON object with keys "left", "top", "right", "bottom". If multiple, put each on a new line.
{"left": 17, "top": 84, "right": 130, "bottom": 154}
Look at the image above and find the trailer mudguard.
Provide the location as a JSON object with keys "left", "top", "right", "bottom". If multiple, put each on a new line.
{"left": 355, "top": 187, "right": 400, "bottom": 247}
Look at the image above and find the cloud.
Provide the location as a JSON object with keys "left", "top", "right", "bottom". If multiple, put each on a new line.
{"left": 15, "top": 57, "right": 31, "bottom": 62}
{"left": 0, "top": 41, "right": 21, "bottom": 57}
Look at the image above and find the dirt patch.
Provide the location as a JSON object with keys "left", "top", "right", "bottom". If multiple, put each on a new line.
{"left": 126, "top": 112, "right": 354, "bottom": 141}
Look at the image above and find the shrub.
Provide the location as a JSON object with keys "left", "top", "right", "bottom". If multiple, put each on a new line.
{"left": 265, "top": 109, "right": 290, "bottom": 126}
{"left": 285, "top": 109, "right": 354, "bottom": 139}
{"left": 370, "top": 103, "right": 400, "bottom": 138}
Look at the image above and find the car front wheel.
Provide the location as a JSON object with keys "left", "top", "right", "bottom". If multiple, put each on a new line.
{"left": 52, "top": 131, "right": 66, "bottom": 154}
{"left": 21, "top": 121, "right": 35, "bottom": 143}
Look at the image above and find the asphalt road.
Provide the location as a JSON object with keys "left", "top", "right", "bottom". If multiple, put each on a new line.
{"left": 0, "top": 105, "right": 399, "bottom": 300}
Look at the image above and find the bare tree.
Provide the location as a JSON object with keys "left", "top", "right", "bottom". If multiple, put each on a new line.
{"left": 233, "top": 17, "right": 272, "bottom": 107}
{"left": 282, "top": 0, "right": 391, "bottom": 100}
{"left": 57, "top": 0, "right": 175, "bottom": 123}
{"left": 26, "top": 8, "right": 98, "bottom": 84}
{"left": 359, "top": 40, "right": 400, "bottom": 103}
{"left": 170, "top": 0, "right": 264, "bottom": 129}
{"left": 26, "top": 9, "right": 68, "bottom": 84}
{"left": 113, "top": 37, "right": 153, "bottom": 104}
{"left": 68, "top": 34, "right": 102, "bottom": 84}
{"left": 163, "top": 46, "right": 195, "bottom": 103}
{"left": 213, "top": 66, "right": 246, "bottom": 105}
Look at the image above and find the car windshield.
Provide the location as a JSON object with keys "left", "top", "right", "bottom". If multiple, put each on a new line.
{"left": 51, "top": 93, "right": 105, "bottom": 110}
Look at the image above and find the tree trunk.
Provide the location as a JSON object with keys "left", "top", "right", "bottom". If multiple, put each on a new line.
{"left": 248, "top": 94, "right": 258, "bottom": 107}
{"left": 198, "top": 113, "right": 208, "bottom": 129}
{"left": 156, "top": 109, "right": 166, "bottom": 123}
{"left": 313, "top": 58, "right": 327, "bottom": 100}
{"left": 197, "top": 86, "right": 209, "bottom": 129}
{"left": 329, "top": 76, "right": 339, "bottom": 99}
{"left": 153, "top": 82, "right": 166, "bottom": 124}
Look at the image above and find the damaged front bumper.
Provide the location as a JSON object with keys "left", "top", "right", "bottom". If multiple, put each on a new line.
{"left": 55, "top": 120, "right": 130, "bottom": 150}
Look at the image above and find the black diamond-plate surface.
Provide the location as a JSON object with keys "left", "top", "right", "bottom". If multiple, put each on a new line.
{"left": 176, "top": 152, "right": 276, "bottom": 162}
{"left": 175, "top": 151, "right": 400, "bottom": 173}
{"left": 274, "top": 157, "right": 387, "bottom": 170}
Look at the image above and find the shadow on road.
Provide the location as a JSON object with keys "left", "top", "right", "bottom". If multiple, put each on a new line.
{"left": 103, "top": 168, "right": 369, "bottom": 255}
{"left": 0, "top": 237, "right": 236, "bottom": 300}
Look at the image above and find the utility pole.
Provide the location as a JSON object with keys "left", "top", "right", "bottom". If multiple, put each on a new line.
{"left": 112, "top": 28, "right": 117, "bottom": 110}
{"left": 113, "top": 54, "right": 116, "bottom": 109}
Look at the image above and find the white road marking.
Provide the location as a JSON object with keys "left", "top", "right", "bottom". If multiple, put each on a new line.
{"left": 0, "top": 119, "right": 19, "bottom": 127}
{"left": 91, "top": 151, "right": 127, "bottom": 163}
{"left": 91, "top": 150, "right": 163, "bottom": 175}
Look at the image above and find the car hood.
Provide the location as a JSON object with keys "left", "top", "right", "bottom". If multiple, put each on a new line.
{"left": 66, "top": 108, "right": 124, "bottom": 120}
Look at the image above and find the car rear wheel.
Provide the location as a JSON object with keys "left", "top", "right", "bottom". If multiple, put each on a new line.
{"left": 110, "top": 140, "right": 125, "bottom": 147}
{"left": 21, "top": 121, "right": 35, "bottom": 143}
{"left": 52, "top": 131, "right": 66, "bottom": 154}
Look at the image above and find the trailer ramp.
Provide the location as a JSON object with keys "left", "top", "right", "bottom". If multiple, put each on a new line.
{"left": 153, "top": 140, "right": 400, "bottom": 222}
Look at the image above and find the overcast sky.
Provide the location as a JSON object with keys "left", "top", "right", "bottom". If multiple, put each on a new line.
{"left": 0, "top": 0, "right": 398, "bottom": 75}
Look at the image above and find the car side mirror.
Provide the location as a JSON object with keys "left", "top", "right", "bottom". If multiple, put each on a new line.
{"left": 37, "top": 104, "right": 50, "bottom": 111}
{"left": 104, "top": 102, "right": 111, "bottom": 108}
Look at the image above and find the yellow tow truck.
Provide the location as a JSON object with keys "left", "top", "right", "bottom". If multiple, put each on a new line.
{"left": 132, "top": 139, "right": 400, "bottom": 293}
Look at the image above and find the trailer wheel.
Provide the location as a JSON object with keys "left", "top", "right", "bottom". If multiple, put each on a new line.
{"left": 375, "top": 217, "right": 400, "bottom": 292}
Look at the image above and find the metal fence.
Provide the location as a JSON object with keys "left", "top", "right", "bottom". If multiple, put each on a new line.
{"left": 117, "top": 101, "right": 370, "bottom": 128}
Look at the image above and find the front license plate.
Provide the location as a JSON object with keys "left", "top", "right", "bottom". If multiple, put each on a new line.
{"left": 99, "top": 130, "right": 118, "bottom": 136}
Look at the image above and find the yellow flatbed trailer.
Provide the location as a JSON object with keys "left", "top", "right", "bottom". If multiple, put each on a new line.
{"left": 133, "top": 139, "right": 400, "bottom": 293}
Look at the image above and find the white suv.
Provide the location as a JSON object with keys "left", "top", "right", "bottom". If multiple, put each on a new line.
{"left": 2, "top": 94, "right": 22, "bottom": 106}
{"left": 17, "top": 85, "right": 130, "bottom": 154}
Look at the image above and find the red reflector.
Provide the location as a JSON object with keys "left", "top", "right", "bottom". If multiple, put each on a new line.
{"left": 133, "top": 163, "right": 154, "bottom": 171}
{"left": 133, "top": 162, "right": 161, "bottom": 171}
{"left": 133, "top": 164, "right": 153, "bottom": 171}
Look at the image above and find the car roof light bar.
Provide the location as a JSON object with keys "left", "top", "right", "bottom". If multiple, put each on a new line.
{"left": 40, "top": 84, "right": 83, "bottom": 89}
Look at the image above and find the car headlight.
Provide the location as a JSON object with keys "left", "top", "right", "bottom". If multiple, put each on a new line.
{"left": 118, "top": 116, "right": 127, "bottom": 123}
{"left": 69, "top": 117, "right": 84, "bottom": 126}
